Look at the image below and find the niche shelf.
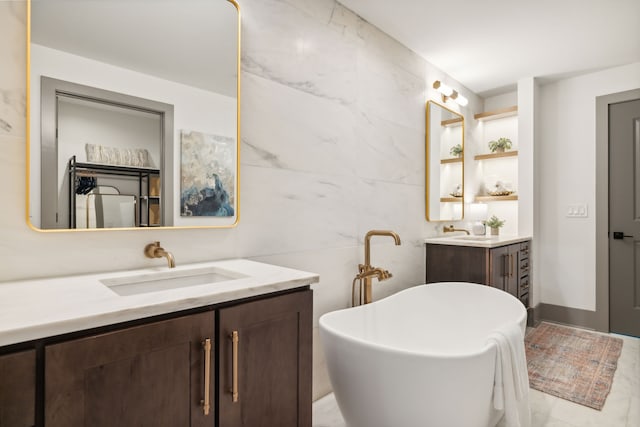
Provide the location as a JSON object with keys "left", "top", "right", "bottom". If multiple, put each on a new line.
{"left": 474, "top": 105, "right": 518, "bottom": 121}
{"left": 441, "top": 157, "right": 463, "bottom": 164}
{"left": 474, "top": 151, "right": 518, "bottom": 161}
{"left": 474, "top": 195, "right": 518, "bottom": 202}
{"left": 440, "top": 197, "right": 462, "bottom": 203}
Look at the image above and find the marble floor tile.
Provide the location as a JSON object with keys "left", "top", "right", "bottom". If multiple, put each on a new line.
{"left": 313, "top": 393, "right": 346, "bottom": 427}
{"left": 313, "top": 333, "right": 640, "bottom": 427}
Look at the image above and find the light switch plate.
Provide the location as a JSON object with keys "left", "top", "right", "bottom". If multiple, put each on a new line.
{"left": 566, "top": 204, "right": 588, "bottom": 218}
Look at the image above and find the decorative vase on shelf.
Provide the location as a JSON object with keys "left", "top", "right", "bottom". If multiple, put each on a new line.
{"left": 488, "top": 137, "right": 512, "bottom": 153}
{"left": 485, "top": 215, "right": 505, "bottom": 236}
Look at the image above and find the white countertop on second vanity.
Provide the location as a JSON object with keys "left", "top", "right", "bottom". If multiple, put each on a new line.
{"left": 424, "top": 235, "right": 531, "bottom": 248}
{"left": 0, "top": 259, "right": 319, "bottom": 347}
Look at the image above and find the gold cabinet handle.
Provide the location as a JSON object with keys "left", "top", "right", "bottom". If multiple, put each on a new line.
{"left": 230, "top": 331, "right": 239, "bottom": 403}
{"left": 509, "top": 254, "right": 513, "bottom": 277}
{"left": 503, "top": 254, "right": 509, "bottom": 277}
{"left": 510, "top": 254, "right": 514, "bottom": 278}
{"left": 201, "top": 338, "right": 212, "bottom": 415}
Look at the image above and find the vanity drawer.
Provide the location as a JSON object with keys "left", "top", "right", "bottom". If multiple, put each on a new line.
{"left": 519, "top": 242, "right": 530, "bottom": 259}
{"left": 519, "top": 275, "right": 530, "bottom": 297}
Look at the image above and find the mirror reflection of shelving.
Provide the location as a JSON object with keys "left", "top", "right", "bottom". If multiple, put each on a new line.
{"left": 426, "top": 100, "right": 463, "bottom": 222}
{"left": 439, "top": 119, "right": 463, "bottom": 223}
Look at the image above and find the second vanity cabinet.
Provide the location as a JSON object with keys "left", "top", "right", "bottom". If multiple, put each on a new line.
{"left": 4, "top": 288, "right": 312, "bottom": 427}
{"left": 426, "top": 239, "right": 531, "bottom": 308}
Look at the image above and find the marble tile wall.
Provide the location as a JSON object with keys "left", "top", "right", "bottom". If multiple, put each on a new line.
{"left": 0, "top": 0, "right": 480, "bottom": 399}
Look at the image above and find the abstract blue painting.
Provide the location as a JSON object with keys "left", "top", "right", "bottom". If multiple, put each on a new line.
{"left": 180, "top": 130, "right": 235, "bottom": 217}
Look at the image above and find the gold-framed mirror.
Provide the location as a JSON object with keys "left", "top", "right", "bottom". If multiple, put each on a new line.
{"left": 425, "top": 100, "right": 464, "bottom": 221}
{"left": 27, "top": 0, "right": 240, "bottom": 231}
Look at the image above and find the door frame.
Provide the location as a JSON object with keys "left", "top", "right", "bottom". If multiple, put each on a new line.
{"left": 595, "top": 88, "right": 640, "bottom": 332}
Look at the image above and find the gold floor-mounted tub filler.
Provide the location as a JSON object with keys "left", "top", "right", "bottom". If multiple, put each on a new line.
{"left": 352, "top": 230, "right": 401, "bottom": 306}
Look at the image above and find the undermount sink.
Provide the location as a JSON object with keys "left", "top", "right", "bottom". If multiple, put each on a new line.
{"left": 101, "top": 266, "right": 248, "bottom": 296}
{"left": 453, "top": 236, "right": 498, "bottom": 241}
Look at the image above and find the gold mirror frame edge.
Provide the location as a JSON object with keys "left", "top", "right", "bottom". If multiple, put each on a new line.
{"left": 25, "top": 0, "right": 242, "bottom": 233}
{"left": 425, "top": 100, "right": 465, "bottom": 222}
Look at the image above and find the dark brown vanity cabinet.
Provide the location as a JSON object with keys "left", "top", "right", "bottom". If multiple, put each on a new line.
{"left": 0, "top": 349, "right": 36, "bottom": 427}
{"left": 426, "top": 240, "right": 531, "bottom": 306}
{"left": 45, "top": 311, "right": 215, "bottom": 427}
{"left": 218, "top": 290, "right": 312, "bottom": 427}
{"left": 20, "top": 288, "right": 313, "bottom": 427}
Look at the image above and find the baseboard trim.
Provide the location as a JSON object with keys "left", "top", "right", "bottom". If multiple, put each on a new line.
{"left": 535, "top": 303, "right": 599, "bottom": 330}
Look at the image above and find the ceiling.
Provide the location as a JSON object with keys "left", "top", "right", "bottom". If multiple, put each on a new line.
{"left": 339, "top": 0, "right": 640, "bottom": 97}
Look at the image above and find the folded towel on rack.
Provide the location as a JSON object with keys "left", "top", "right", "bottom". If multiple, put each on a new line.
{"left": 487, "top": 322, "right": 531, "bottom": 427}
{"left": 85, "top": 143, "right": 151, "bottom": 167}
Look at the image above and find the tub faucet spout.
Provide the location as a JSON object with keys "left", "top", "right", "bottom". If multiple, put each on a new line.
{"left": 364, "top": 230, "right": 401, "bottom": 266}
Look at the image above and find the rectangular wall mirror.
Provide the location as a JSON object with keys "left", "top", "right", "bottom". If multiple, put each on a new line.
{"left": 27, "top": 0, "right": 240, "bottom": 230}
{"left": 426, "top": 100, "right": 464, "bottom": 221}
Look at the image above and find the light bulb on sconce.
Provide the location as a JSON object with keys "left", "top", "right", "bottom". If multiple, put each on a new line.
{"left": 433, "top": 80, "right": 468, "bottom": 107}
{"left": 450, "top": 91, "right": 469, "bottom": 106}
{"left": 433, "top": 80, "right": 453, "bottom": 96}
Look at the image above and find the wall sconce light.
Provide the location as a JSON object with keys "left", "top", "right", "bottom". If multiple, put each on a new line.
{"left": 433, "top": 80, "right": 469, "bottom": 107}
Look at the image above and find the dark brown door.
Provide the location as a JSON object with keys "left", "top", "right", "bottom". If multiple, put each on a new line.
{"left": 218, "top": 290, "right": 312, "bottom": 427}
{"left": 45, "top": 311, "right": 214, "bottom": 427}
{"left": 0, "top": 349, "right": 36, "bottom": 426}
{"left": 610, "top": 98, "right": 640, "bottom": 337}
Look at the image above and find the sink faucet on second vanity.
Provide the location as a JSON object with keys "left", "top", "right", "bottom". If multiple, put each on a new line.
{"left": 144, "top": 241, "right": 176, "bottom": 268}
{"left": 443, "top": 225, "right": 470, "bottom": 235}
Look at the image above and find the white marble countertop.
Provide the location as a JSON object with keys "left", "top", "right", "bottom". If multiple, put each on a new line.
{"left": 424, "top": 234, "right": 531, "bottom": 248}
{"left": 0, "top": 259, "right": 319, "bottom": 347}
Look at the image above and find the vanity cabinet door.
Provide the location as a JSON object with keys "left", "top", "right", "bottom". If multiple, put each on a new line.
{"left": 0, "top": 349, "right": 36, "bottom": 427}
{"left": 489, "top": 246, "right": 509, "bottom": 291}
{"left": 425, "top": 244, "right": 488, "bottom": 284}
{"left": 505, "top": 245, "right": 520, "bottom": 297}
{"left": 489, "top": 244, "right": 519, "bottom": 296}
{"left": 45, "top": 311, "right": 215, "bottom": 427}
{"left": 218, "top": 290, "right": 312, "bottom": 427}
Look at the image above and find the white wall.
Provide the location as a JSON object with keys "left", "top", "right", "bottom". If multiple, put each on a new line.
{"left": 538, "top": 62, "right": 640, "bottom": 311}
{"left": 484, "top": 91, "right": 517, "bottom": 112}
{"left": 517, "top": 78, "right": 539, "bottom": 305}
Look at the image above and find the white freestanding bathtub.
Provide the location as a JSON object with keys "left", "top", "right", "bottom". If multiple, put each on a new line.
{"left": 319, "top": 282, "right": 527, "bottom": 427}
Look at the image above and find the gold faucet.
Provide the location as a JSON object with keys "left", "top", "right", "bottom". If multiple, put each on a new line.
{"left": 353, "top": 230, "right": 401, "bottom": 305}
{"left": 443, "top": 225, "right": 470, "bottom": 235}
{"left": 144, "top": 241, "right": 176, "bottom": 268}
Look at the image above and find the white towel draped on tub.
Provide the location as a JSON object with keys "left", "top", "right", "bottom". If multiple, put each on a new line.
{"left": 487, "top": 322, "right": 531, "bottom": 427}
